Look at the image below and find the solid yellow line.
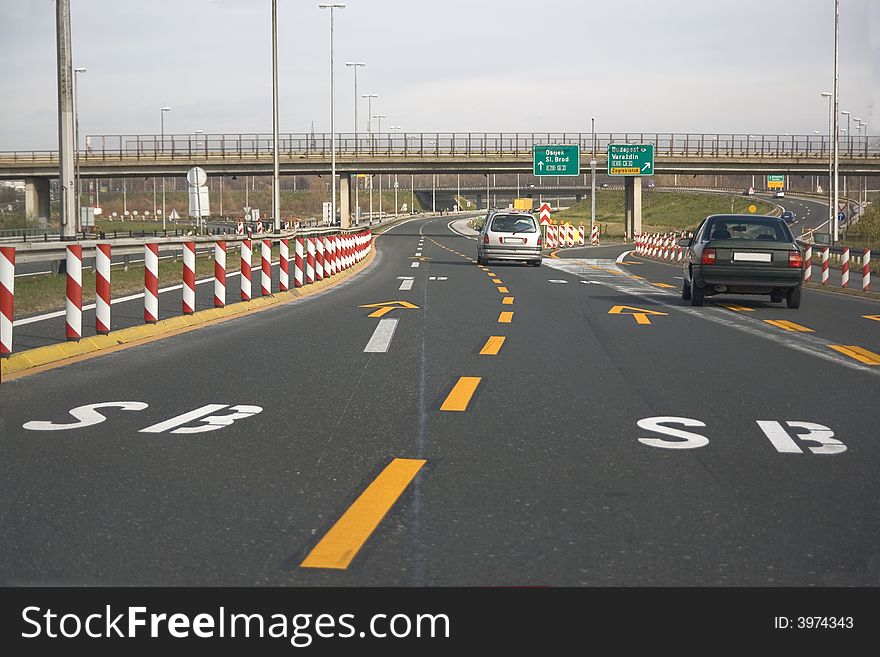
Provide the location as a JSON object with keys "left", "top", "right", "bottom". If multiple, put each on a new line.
{"left": 498, "top": 311, "right": 513, "bottom": 323}
{"left": 764, "top": 319, "right": 814, "bottom": 333}
{"left": 497, "top": 286, "right": 509, "bottom": 293}
{"left": 480, "top": 336, "right": 506, "bottom": 355}
{"left": 502, "top": 296, "right": 514, "bottom": 305}
{"left": 492, "top": 278, "right": 503, "bottom": 284}
{"left": 652, "top": 282, "right": 676, "bottom": 288}
{"left": 300, "top": 458, "right": 426, "bottom": 570}
{"left": 440, "top": 376, "right": 481, "bottom": 411}
{"left": 829, "top": 345, "right": 880, "bottom": 365}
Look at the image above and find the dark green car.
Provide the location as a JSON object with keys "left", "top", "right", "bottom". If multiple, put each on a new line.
{"left": 680, "top": 214, "right": 804, "bottom": 308}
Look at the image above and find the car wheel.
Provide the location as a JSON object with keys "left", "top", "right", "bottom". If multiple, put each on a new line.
{"left": 532, "top": 260, "right": 542, "bottom": 267}
{"left": 786, "top": 287, "right": 801, "bottom": 309}
{"left": 477, "top": 254, "right": 485, "bottom": 266}
{"left": 690, "top": 283, "right": 704, "bottom": 306}
{"left": 681, "top": 279, "right": 691, "bottom": 300}
{"left": 770, "top": 289, "right": 784, "bottom": 303}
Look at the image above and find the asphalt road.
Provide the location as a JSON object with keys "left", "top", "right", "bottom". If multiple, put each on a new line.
{"left": 2, "top": 215, "right": 880, "bottom": 586}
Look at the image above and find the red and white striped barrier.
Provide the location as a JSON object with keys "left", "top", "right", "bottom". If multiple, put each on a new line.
{"left": 821, "top": 247, "right": 830, "bottom": 286}
{"left": 315, "top": 236, "right": 325, "bottom": 281}
{"left": 863, "top": 249, "right": 871, "bottom": 292}
{"left": 144, "top": 243, "right": 159, "bottom": 324}
{"left": 241, "top": 239, "right": 252, "bottom": 301}
{"left": 578, "top": 225, "right": 586, "bottom": 246}
{"left": 0, "top": 246, "right": 14, "bottom": 356}
{"left": 236, "top": 221, "right": 244, "bottom": 235}
{"left": 182, "top": 241, "right": 196, "bottom": 315}
{"left": 66, "top": 245, "right": 83, "bottom": 341}
{"left": 306, "top": 237, "right": 316, "bottom": 284}
{"left": 324, "top": 236, "right": 334, "bottom": 277}
{"left": 294, "top": 237, "right": 304, "bottom": 287}
{"left": 256, "top": 220, "right": 263, "bottom": 234}
{"left": 261, "top": 239, "right": 272, "bottom": 296}
{"left": 566, "top": 224, "right": 574, "bottom": 247}
{"left": 95, "top": 243, "right": 111, "bottom": 334}
{"left": 330, "top": 235, "right": 339, "bottom": 276}
{"left": 803, "top": 245, "right": 812, "bottom": 283}
{"left": 279, "top": 238, "right": 289, "bottom": 292}
{"left": 214, "top": 241, "right": 226, "bottom": 307}
{"left": 841, "top": 247, "right": 850, "bottom": 289}
{"left": 343, "top": 234, "right": 352, "bottom": 269}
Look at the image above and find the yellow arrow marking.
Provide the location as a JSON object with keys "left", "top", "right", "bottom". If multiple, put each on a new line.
{"left": 608, "top": 305, "right": 668, "bottom": 326}
{"left": 863, "top": 315, "right": 880, "bottom": 323}
{"left": 359, "top": 300, "right": 419, "bottom": 318}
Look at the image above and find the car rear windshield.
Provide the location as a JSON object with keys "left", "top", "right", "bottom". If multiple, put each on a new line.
{"left": 704, "top": 217, "right": 791, "bottom": 242}
{"left": 490, "top": 214, "right": 537, "bottom": 233}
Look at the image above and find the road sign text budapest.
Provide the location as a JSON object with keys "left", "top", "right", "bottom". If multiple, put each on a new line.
{"left": 607, "top": 143, "right": 654, "bottom": 176}
{"left": 533, "top": 145, "right": 580, "bottom": 176}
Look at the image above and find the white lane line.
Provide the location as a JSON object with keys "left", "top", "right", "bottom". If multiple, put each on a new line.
{"left": 616, "top": 250, "right": 634, "bottom": 264}
{"left": 428, "top": 276, "right": 448, "bottom": 281}
{"left": 363, "top": 318, "right": 399, "bottom": 353}
{"left": 399, "top": 279, "right": 414, "bottom": 290}
{"left": 415, "top": 252, "right": 422, "bottom": 256}
{"left": 548, "top": 279, "right": 568, "bottom": 284}
{"left": 411, "top": 261, "right": 420, "bottom": 268}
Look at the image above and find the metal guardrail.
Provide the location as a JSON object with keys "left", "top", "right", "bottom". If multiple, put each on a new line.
{"left": 1, "top": 132, "right": 877, "bottom": 162}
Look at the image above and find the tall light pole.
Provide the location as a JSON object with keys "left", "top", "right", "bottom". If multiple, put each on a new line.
{"left": 346, "top": 62, "right": 365, "bottom": 149}
{"left": 832, "top": 0, "right": 840, "bottom": 243}
{"left": 73, "top": 67, "right": 86, "bottom": 231}
{"left": 57, "top": 0, "right": 76, "bottom": 238}
{"left": 854, "top": 118, "right": 865, "bottom": 209}
{"left": 319, "top": 3, "right": 346, "bottom": 228}
{"left": 390, "top": 125, "right": 401, "bottom": 214}
{"left": 821, "top": 91, "right": 833, "bottom": 232}
{"left": 590, "top": 116, "right": 597, "bottom": 229}
{"left": 271, "top": 0, "right": 281, "bottom": 231}
{"left": 373, "top": 113, "right": 386, "bottom": 218}
{"left": 372, "top": 114, "right": 386, "bottom": 140}
{"left": 160, "top": 106, "right": 171, "bottom": 227}
{"left": 362, "top": 94, "right": 378, "bottom": 133}
{"left": 841, "top": 109, "right": 850, "bottom": 196}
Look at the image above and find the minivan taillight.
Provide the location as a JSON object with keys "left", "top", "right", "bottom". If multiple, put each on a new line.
{"left": 789, "top": 250, "right": 803, "bottom": 268}
{"left": 537, "top": 234, "right": 542, "bottom": 246}
{"left": 700, "top": 248, "right": 716, "bottom": 265}
{"left": 483, "top": 233, "right": 489, "bottom": 245}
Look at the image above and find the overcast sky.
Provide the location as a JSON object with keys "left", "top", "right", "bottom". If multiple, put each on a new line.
{"left": 0, "top": 0, "right": 877, "bottom": 150}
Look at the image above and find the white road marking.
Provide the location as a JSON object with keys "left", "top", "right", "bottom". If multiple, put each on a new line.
{"left": 411, "top": 262, "right": 420, "bottom": 268}
{"left": 616, "top": 250, "right": 634, "bottom": 264}
{"left": 428, "top": 276, "right": 447, "bottom": 281}
{"left": 548, "top": 279, "right": 568, "bottom": 283}
{"left": 415, "top": 252, "right": 422, "bottom": 256}
{"left": 399, "top": 279, "right": 414, "bottom": 290}
{"left": 364, "top": 318, "right": 399, "bottom": 353}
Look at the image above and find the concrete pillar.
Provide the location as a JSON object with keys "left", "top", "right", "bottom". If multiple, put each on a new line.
{"left": 624, "top": 176, "right": 642, "bottom": 241}
{"left": 25, "top": 178, "right": 51, "bottom": 226}
{"left": 339, "top": 174, "right": 352, "bottom": 228}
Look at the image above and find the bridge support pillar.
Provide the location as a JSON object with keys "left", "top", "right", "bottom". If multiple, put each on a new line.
{"left": 624, "top": 176, "right": 642, "bottom": 242}
{"left": 339, "top": 174, "right": 352, "bottom": 228}
{"left": 25, "top": 178, "right": 51, "bottom": 227}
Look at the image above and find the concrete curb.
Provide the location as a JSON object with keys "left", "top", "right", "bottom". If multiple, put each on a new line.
{"left": 2, "top": 247, "right": 376, "bottom": 381}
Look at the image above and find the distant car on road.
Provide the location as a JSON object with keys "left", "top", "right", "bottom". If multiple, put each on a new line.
{"left": 601, "top": 183, "right": 609, "bottom": 188}
{"left": 680, "top": 214, "right": 804, "bottom": 308}
{"left": 477, "top": 210, "right": 542, "bottom": 267}
{"left": 774, "top": 190, "right": 785, "bottom": 198}
{"left": 780, "top": 210, "right": 797, "bottom": 225}
{"left": 743, "top": 187, "right": 755, "bottom": 196}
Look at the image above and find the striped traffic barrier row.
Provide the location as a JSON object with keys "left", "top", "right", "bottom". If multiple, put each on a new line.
{"left": 241, "top": 239, "right": 252, "bottom": 301}
{"left": 316, "top": 236, "right": 325, "bottom": 281}
{"left": 0, "top": 246, "right": 14, "bottom": 356}
{"left": 821, "top": 246, "right": 830, "bottom": 286}
{"left": 863, "top": 249, "right": 871, "bottom": 292}
{"left": 95, "top": 243, "right": 111, "bottom": 334}
{"left": 803, "top": 245, "right": 812, "bottom": 283}
{"left": 214, "top": 241, "right": 226, "bottom": 307}
{"left": 841, "top": 247, "right": 850, "bottom": 289}
{"left": 66, "top": 245, "right": 83, "bottom": 341}
{"left": 279, "top": 238, "right": 289, "bottom": 292}
{"left": 144, "top": 243, "right": 159, "bottom": 324}
{"left": 306, "top": 237, "right": 316, "bottom": 284}
{"left": 294, "top": 237, "right": 304, "bottom": 287}
{"left": 261, "top": 238, "right": 272, "bottom": 296}
{"left": 182, "top": 241, "right": 196, "bottom": 315}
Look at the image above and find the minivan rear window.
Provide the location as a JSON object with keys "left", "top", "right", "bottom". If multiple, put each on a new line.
{"left": 490, "top": 214, "right": 537, "bottom": 233}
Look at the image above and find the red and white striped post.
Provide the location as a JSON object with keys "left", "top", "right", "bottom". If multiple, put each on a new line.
{"left": 279, "top": 238, "right": 289, "bottom": 291}
{"left": 95, "top": 243, "right": 111, "bottom": 334}
{"left": 144, "top": 243, "right": 159, "bottom": 324}
{"left": 367, "top": 229, "right": 372, "bottom": 254}
{"left": 315, "top": 234, "right": 325, "bottom": 281}
{"left": 66, "top": 245, "right": 83, "bottom": 340}
{"left": 339, "top": 235, "right": 348, "bottom": 270}
{"left": 578, "top": 225, "right": 586, "bottom": 246}
{"left": 241, "top": 239, "right": 252, "bottom": 301}
{"left": 324, "top": 236, "right": 333, "bottom": 277}
{"left": 214, "top": 241, "right": 227, "bottom": 308}
{"left": 803, "top": 245, "right": 812, "bottom": 283}
{"left": 294, "top": 237, "right": 304, "bottom": 288}
{"left": 0, "top": 246, "right": 14, "bottom": 356}
{"left": 261, "top": 238, "right": 272, "bottom": 296}
{"left": 330, "top": 235, "right": 338, "bottom": 276}
{"left": 841, "top": 247, "right": 850, "bottom": 289}
{"left": 182, "top": 241, "right": 196, "bottom": 315}
{"left": 821, "top": 247, "right": 830, "bottom": 286}
{"left": 862, "top": 249, "right": 871, "bottom": 292}
{"left": 306, "top": 236, "right": 316, "bottom": 284}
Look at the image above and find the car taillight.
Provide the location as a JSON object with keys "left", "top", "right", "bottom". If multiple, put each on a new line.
{"left": 482, "top": 233, "right": 489, "bottom": 245}
{"left": 789, "top": 250, "right": 803, "bottom": 268}
{"left": 700, "top": 248, "right": 716, "bottom": 265}
{"left": 537, "top": 234, "right": 542, "bottom": 246}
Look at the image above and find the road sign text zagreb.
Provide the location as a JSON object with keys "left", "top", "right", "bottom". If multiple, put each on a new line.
{"left": 533, "top": 145, "right": 579, "bottom": 176}
{"left": 607, "top": 143, "right": 654, "bottom": 176}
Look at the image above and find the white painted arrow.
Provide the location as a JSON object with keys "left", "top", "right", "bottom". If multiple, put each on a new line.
{"left": 642, "top": 162, "right": 651, "bottom": 171}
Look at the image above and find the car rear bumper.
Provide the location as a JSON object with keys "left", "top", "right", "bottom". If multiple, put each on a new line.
{"left": 693, "top": 265, "right": 803, "bottom": 289}
{"left": 482, "top": 245, "right": 542, "bottom": 261}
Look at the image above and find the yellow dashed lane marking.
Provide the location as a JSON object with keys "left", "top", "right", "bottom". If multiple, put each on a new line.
{"left": 497, "top": 286, "right": 509, "bottom": 293}
{"left": 492, "top": 278, "right": 503, "bottom": 284}
{"left": 829, "top": 345, "right": 880, "bottom": 365}
{"left": 764, "top": 320, "right": 814, "bottom": 333}
{"left": 498, "top": 311, "right": 513, "bottom": 323}
{"left": 440, "top": 376, "right": 482, "bottom": 411}
{"left": 479, "top": 336, "right": 506, "bottom": 355}
{"left": 502, "top": 296, "right": 514, "bottom": 305}
{"left": 722, "top": 305, "right": 755, "bottom": 312}
{"left": 300, "top": 458, "right": 426, "bottom": 570}
{"left": 652, "top": 282, "right": 676, "bottom": 288}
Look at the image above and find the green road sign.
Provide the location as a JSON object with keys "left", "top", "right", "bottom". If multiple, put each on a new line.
{"left": 767, "top": 174, "right": 785, "bottom": 189}
{"left": 607, "top": 143, "right": 655, "bottom": 176}
{"left": 533, "top": 145, "right": 580, "bottom": 176}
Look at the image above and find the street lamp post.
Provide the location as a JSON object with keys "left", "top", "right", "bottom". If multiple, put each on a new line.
{"left": 841, "top": 110, "right": 850, "bottom": 196}
{"left": 590, "top": 116, "right": 597, "bottom": 229}
{"left": 160, "top": 106, "right": 171, "bottom": 228}
{"left": 73, "top": 67, "right": 86, "bottom": 232}
{"left": 821, "top": 91, "right": 833, "bottom": 233}
{"left": 831, "top": 0, "right": 841, "bottom": 243}
{"left": 345, "top": 62, "right": 365, "bottom": 149}
{"left": 319, "top": 3, "right": 346, "bottom": 229}
{"left": 271, "top": 0, "right": 281, "bottom": 231}
{"left": 373, "top": 113, "right": 386, "bottom": 219}
{"left": 390, "top": 125, "right": 401, "bottom": 214}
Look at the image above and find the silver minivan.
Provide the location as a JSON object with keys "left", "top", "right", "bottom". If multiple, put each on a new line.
{"left": 477, "top": 210, "right": 542, "bottom": 266}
